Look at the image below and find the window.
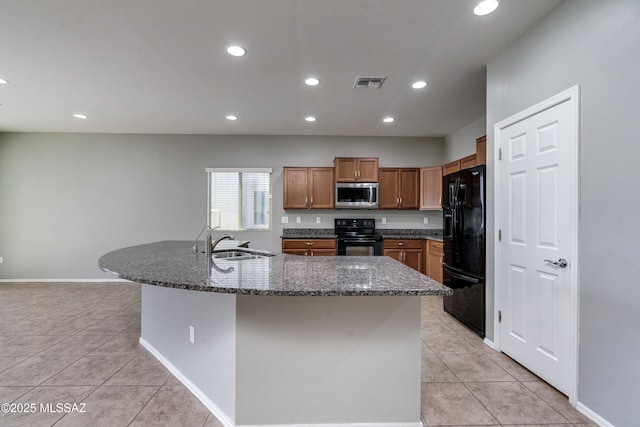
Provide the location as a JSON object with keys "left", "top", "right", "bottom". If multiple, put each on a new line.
{"left": 206, "top": 168, "right": 272, "bottom": 231}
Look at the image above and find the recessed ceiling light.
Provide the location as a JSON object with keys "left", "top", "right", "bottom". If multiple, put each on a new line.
{"left": 226, "top": 45, "right": 246, "bottom": 57}
{"left": 412, "top": 80, "right": 429, "bottom": 89}
{"left": 226, "top": 115, "right": 238, "bottom": 121}
{"left": 0, "top": 78, "right": 8, "bottom": 85}
{"left": 73, "top": 113, "right": 88, "bottom": 119}
{"left": 304, "top": 77, "right": 320, "bottom": 86}
{"left": 305, "top": 116, "right": 317, "bottom": 122}
{"left": 383, "top": 117, "right": 395, "bottom": 123}
{"left": 473, "top": 0, "right": 500, "bottom": 16}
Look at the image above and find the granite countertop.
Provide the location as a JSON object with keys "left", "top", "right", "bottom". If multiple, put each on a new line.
{"left": 377, "top": 229, "right": 443, "bottom": 241}
{"left": 281, "top": 228, "right": 336, "bottom": 239}
{"left": 282, "top": 228, "right": 443, "bottom": 241}
{"left": 99, "top": 241, "right": 451, "bottom": 297}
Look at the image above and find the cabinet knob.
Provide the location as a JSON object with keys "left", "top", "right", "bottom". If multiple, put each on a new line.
{"left": 398, "top": 242, "right": 404, "bottom": 246}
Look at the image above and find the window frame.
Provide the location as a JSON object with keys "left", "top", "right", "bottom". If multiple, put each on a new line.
{"left": 206, "top": 167, "right": 273, "bottom": 232}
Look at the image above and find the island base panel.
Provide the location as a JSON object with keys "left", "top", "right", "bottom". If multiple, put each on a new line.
{"left": 141, "top": 285, "right": 423, "bottom": 427}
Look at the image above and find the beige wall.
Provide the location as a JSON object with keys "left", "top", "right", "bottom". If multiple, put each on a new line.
{"left": 0, "top": 132, "right": 444, "bottom": 279}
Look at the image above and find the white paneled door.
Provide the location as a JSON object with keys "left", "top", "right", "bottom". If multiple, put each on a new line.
{"left": 496, "top": 87, "right": 579, "bottom": 398}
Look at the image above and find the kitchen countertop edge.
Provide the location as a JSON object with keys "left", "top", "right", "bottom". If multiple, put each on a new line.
{"left": 99, "top": 241, "right": 451, "bottom": 297}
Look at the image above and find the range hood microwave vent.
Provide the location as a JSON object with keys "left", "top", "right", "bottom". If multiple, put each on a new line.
{"left": 353, "top": 76, "right": 386, "bottom": 90}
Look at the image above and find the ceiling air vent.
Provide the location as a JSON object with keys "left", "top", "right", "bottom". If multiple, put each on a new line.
{"left": 353, "top": 76, "right": 386, "bottom": 90}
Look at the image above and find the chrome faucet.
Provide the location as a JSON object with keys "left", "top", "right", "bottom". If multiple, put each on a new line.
{"left": 205, "top": 229, "right": 235, "bottom": 258}
{"left": 194, "top": 225, "right": 218, "bottom": 254}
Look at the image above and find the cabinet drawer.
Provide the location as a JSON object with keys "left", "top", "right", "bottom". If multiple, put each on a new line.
{"left": 383, "top": 239, "right": 422, "bottom": 249}
{"left": 282, "top": 239, "right": 336, "bottom": 250}
{"left": 428, "top": 239, "right": 443, "bottom": 254}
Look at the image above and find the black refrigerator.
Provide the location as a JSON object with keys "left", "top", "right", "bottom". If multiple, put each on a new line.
{"left": 442, "top": 165, "right": 486, "bottom": 337}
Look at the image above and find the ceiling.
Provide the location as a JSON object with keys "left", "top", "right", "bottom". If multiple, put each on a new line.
{"left": 0, "top": 0, "right": 563, "bottom": 137}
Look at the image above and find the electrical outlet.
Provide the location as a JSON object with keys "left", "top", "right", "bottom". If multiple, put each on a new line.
{"left": 381, "top": 218, "right": 387, "bottom": 225}
{"left": 423, "top": 217, "right": 429, "bottom": 224}
{"left": 281, "top": 216, "right": 289, "bottom": 224}
{"left": 316, "top": 217, "right": 321, "bottom": 224}
{"left": 0, "top": 256, "right": 3, "bottom": 264}
{"left": 189, "top": 325, "right": 195, "bottom": 344}
{"left": 296, "top": 216, "right": 301, "bottom": 224}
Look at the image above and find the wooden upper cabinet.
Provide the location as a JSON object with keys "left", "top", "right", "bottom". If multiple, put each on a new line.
{"left": 334, "top": 157, "right": 379, "bottom": 182}
{"left": 309, "top": 168, "right": 334, "bottom": 209}
{"left": 443, "top": 160, "right": 460, "bottom": 176}
{"left": 460, "top": 154, "right": 477, "bottom": 170}
{"left": 283, "top": 168, "right": 309, "bottom": 209}
{"left": 420, "top": 166, "right": 442, "bottom": 210}
{"left": 356, "top": 158, "right": 379, "bottom": 182}
{"left": 379, "top": 168, "right": 419, "bottom": 210}
{"left": 398, "top": 169, "right": 419, "bottom": 209}
{"left": 283, "top": 167, "right": 334, "bottom": 209}
{"left": 476, "top": 135, "right": 487, "bottom": 165}
{"left": 379, "top": 168, "right": 399, "bottom": 209}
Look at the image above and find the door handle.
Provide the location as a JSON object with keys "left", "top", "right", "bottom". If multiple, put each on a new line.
{"left": 545, "top": 258, "right": 568, "bottom": 268}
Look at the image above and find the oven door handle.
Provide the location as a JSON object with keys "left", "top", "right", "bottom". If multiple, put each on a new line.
{"left": 340, "top": 238, "right": 379, "bottom": 243}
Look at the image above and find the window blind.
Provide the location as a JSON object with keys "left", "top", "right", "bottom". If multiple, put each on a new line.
{"left": 207, "top": 168, "right": 272, "bottom": 231}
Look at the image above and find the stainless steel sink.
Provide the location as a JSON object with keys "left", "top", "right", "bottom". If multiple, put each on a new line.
{"left": 211, "top": 248, "right": 276, "bottom": 261}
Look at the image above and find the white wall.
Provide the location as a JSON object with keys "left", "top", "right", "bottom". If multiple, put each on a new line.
{"left": 486, "top": 1, "right": 640, "bottom": 425}
{"left": 444, "top": 115, "right": 486, "bottom": 163}
{"left": 0, "top": 133, "right": 443, "bottom": 279}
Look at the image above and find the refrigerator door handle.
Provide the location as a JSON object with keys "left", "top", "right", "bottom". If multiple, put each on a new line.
{"left": 443, "top": 263, "right": 481, "bottom": 284}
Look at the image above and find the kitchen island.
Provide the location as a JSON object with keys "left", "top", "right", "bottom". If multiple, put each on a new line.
{"left": 99, "top": 241, "right": 451, "bottom": 427}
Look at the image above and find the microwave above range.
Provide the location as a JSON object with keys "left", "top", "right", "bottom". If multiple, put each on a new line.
{"left": 335, "top": 182, "right": 378, "bottom": 209}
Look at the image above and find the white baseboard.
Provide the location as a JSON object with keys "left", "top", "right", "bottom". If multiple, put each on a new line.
{"left": 576, "top": 401, "right": 614, "bottom": 427}
{"left": 236, "top": 424, "right": 423, "bottom": 427}
{"left": 140, "top": 337, "right": 424, "bottom": 427}
{"left": 483, "top": 337, "right": 500, "bottom": 351}
{"left": 0, "top": 279, "right": 130, "bottom": 283}
{"left": 139, "top": 337, "right": 235, "bottom": 427}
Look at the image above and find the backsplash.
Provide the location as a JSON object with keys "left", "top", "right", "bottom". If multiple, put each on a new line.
{"left": 280, "top": 210, "right": 443, "bottom": 230}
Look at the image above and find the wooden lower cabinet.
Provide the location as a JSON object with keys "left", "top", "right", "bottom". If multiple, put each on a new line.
{"left": 281, "top": 239, "right": 336, "bottom": 256}
{"left": 383, "top": 239, "right": 423, "bottom": 273}
{"left": 425, "top": 239, "right": 444, "bottom": 283}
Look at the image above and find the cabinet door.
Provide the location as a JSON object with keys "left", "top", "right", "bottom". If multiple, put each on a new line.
{"left": 282, "top": 249, "right": 309, "bottom": 256}
{"left": 398, "top": 169, "right": 419, "bottom": 209}
{"left": 309, "top": 168, "right": 334, "bottom": 209}
{"left": 404, "top": 249, "right": 423, "bottom": 273}
{"left": 357, "top": 158, "right": 379, "bottom": 182}
{"left": 334, "top": 158, "right": 358, "bottom": 182}
{"left": 383, "top": 248, "right": 404, "bottom": 263}
{"left": 378, "top": 168, "right": 399, "bottom": 209}
{"left": 420, "top": 166, "right": 443, "bottom": 210}
{"left": 426, "top": 240, "right": 444, "bottom": 283}
{"left": 283, "top": 168, "right": 309, "bottom": 209}
{"left": 309, "top": 249, "right": 336, "bottom": 256}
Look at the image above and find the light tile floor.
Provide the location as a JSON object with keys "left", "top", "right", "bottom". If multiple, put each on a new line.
{"left": 0, "top": 282, "right": 596, "bottom": 427}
